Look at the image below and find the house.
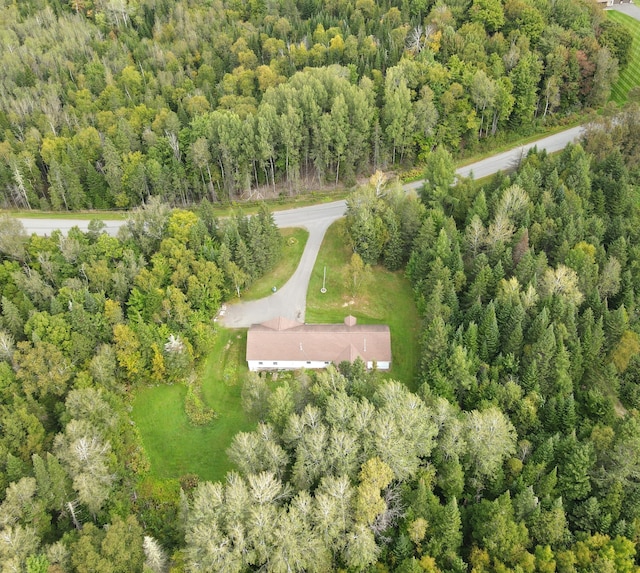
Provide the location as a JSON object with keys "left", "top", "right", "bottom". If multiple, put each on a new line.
{"left": 246, "top": 315, "right": 391, "bottom": 371}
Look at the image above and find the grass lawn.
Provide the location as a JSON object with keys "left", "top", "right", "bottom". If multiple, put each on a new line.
{"left": 306, "top": 219, "right": 421, "bottom": 389}
{"left": 5, "top": 210, "right": 128, "bottom": 220}
{"left": 132, "top": 222, "right": 422, "bottom": 483}
{"left": 234, "top": 227, "right": 308, "bottom": 301}
{"left": 609, "top": 11, "right": 640, "bottom": 104}
{"left": 132, "top": 329, "right": 253, "bottom": 482}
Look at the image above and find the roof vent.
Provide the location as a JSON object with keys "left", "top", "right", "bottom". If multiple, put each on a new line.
{"left": 344, "top": 315, "right": 357, "bottom": 327}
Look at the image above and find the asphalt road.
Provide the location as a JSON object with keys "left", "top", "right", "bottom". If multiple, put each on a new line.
{"left": 17, "top": 124, "right": 586, "bottom": 238}
{"left": 223, "top": 125, "right": 585, "bottom": 326}
{"left": 17, "top": 125, "right": 585, "bottom": 326}
{"left": 16, "top": 218, "right": 124, "bottom": 237}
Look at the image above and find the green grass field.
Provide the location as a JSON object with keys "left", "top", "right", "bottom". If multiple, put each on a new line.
{"left": 609, "top": 10, "right": 640, "bottom": 104}
{"left": 234, "top": 227, "right": 308, "bottom": 301}
{"left": 131, "top": 329, "right": 253, "bottom": 482}
{"left": 306, "top": 219, "right": 421, "bottom": 389}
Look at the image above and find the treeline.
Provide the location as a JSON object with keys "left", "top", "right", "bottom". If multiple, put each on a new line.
{"left": 333, "top": 105, "right": 640, "bottom": 570}
{"left": 0, "top": 0, "right": 632, "bottom": 208}
{"left": 0, "top": 201, "right": 281, "bottom": 570}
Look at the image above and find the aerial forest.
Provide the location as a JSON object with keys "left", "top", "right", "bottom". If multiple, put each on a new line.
{"left": 0, "top": 0, "right": 632, "bottom": 208}
{"left": 3, "top": 0, "right": 640, "bottom": 572}
{"left": 1, "top": 104, "right": 640, "bottom": 571}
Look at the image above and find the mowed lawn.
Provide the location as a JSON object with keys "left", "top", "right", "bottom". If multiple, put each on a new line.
{"left": 131, "top": 227, "right": 309, "bottom": 483}
{"left": 132, "top": 329, "right": 253, "bottom": 482}
{"left": 306, "top": 219, "right": 421, "bottom": 390}
{"left": 609, "top": 10, "right": 640, "bottom": 104}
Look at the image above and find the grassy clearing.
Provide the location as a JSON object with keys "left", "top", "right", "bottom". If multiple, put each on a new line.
{"left": 5, "top": 210, "right": 128, "bottom": 220}
{"left": 609, "top": 11, "right": 640, "bottom": 104}
{"left": 132, "top": 329, "right": 252, "bottom": 482}
{"left": 133, "top": 222, "right": 422, "bottom": 482}
{"left": 233, "top": 228, "right": 309, "bottom": 301}
{"left": 306, "top": 219, "right": 421, "bottom": 389}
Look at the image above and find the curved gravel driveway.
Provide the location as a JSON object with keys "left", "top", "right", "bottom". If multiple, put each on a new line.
{"left": 220, "top": 204, "right": 345, "bottom": 327}
{"left": 221, "top": 125, "right": 586, "bottom": 326}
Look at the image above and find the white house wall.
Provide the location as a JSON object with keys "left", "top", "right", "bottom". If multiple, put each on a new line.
{"left": 248, "top": 360, "right": 331, "bottom": 371}
{"left": 248, "top": 360, "right": 391, "bottom": 372}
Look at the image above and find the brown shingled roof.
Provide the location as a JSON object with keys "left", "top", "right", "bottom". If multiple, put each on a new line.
{"left": 246, "top": 317, "right": 391, "bottom": 364}
{"left": 260, "top": 316, "right": 304, "bottom": 331}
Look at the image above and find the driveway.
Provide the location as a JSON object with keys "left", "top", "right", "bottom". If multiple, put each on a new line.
{"left": 222, "top": 126, "right": 587, "bottom": 326}
{"left": 220, "top": 205, "right": 344, "bottom": 327}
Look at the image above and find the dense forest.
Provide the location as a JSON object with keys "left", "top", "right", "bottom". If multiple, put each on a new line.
{"left": 0, "top": 0, "right": 632, "bottom": 208}
{"left": 3, "top": 0, "right": 640, "bottom": 571}
{"left": 2, "top": 105, "right": 640, "bottom": 570}
{"left": 0, "top": 201, "right": 284, "bottom": 571}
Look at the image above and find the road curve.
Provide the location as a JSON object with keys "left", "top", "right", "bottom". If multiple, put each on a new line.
{"left": 17, "top": 125, "right": 585, "bottom": 326}
{"left": 17, "top": 124, "right": 586, "bottom": 237}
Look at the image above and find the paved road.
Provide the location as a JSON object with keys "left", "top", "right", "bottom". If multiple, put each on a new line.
{"left": 17, "top": 124, "right": 586, "bottom": 326}
{"left": 16, "top": 218, "right": 124, "bottom": 237}
{"left": 221, "top": 126, "right": 586, "bottom": 326}
{"left": 17, "top": 124, "right": 586, "bottom": 238}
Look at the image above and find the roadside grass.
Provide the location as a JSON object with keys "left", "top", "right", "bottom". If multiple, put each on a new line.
{"left": 232, "top": 228, "right": 308, "bottom": 301}
{"left": 6, "top": 210, "right": 128, "bottom": 220}
{"left": 8, "top": 190, "right": 349, "bottom": 221}
{"left": 210, "top": 190, "right": 350, "bottom": 218}
{"left": 608, "top": 10, "right": 640, "bottom": 104}
{"left": 454, "top": 114, "right": 589, "bottom": 166}
{"left": 131, "top": 329, "right": 252, "bottom": 482}
{"left": 306, "top": 219, "right": 421, "bottom": 390}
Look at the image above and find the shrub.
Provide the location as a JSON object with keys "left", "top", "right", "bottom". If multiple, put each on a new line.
{"left": 184, "top": 384, "right": 216, "bottom": 426}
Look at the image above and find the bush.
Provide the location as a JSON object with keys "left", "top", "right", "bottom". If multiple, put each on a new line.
{"left": 184, "top": 384, "right": 216, "bottom": 426}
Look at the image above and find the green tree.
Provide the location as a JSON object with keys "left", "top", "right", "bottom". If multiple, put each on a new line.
{"left": 509, "top": 52, "right": 542, "bottom": 128}
{"left": 470, "top": 0, "right": 505, "bottom": 32}
{"left": 420, "top": 147, "right": 456, "bottom": 209}
{"left": 470, "top": 492, "right": 530, "bottom": 568}
{"left": 384, "top": 73, "right": 416, "bottom": 163}
{"left": 71, "top": 516, "right": 145, "bottom": 573}
{"left": 345, "top": 252, "right": 371, "bottom": 298}
{"left": 53, "top": 419, "right": 115, "bottom": 517}
{"left": 464, "top": 407, "right": 517, "bottom": 487}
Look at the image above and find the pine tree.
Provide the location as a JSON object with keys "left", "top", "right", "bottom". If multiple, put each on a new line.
{"left": 479, "top": 302, "right": 499, "bottom": 362}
